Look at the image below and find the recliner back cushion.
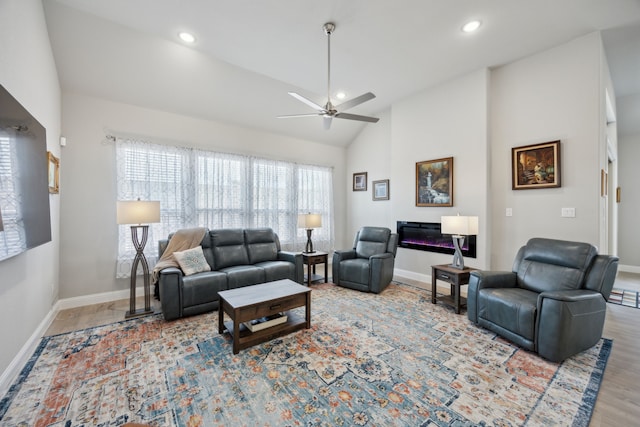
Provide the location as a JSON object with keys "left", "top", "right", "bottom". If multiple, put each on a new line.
{"left": 355, "top": 227, "right": 391, "bottom": 259}
{"left": 211, "top": 229, "right": 249, "bottom": 269}
{"left": 245, "top": 228, "right": 278, "bottom": 264}
{"left": 515, "top": 238, "right": 597, "bottom": 293}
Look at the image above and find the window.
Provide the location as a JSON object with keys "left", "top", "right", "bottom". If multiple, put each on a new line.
{"left": 115, "top": 138, "right": 333, "bottom": 277}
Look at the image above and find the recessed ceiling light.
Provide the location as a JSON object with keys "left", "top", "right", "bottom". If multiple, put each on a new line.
{"left": 462, "top": 20, "right": 481, "bottom": 33}
{"left": 335, "top": 91, "right": 347, "bottom": 100}
{"left": 178, "top": 32, "right": 196, "bottom": 44}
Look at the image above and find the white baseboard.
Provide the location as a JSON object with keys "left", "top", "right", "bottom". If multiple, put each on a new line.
{"left": 394, "top": 268, "right": 430, "bottom": 284}
{"left": 618, "top": 264, "right": 640, "bottom": 274}
{"left": 0, "top": 286, "right": 145, "bottom": 398}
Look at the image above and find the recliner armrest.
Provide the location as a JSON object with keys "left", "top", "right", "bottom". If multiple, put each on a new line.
{"left": 467, "top": 271, "right": 516, "bottom": 324}
{"left": 332, "top": 250, "right": 356, "bottom": 285}
{"left": 278, "top": 250, "right": 304, "bottom": 284}
{"left": 370, "top": 252, "right": 393, "bottom": 260}
{"left": 158, "top": 267, "right": 184, "bottom": 321}
{"left": 536, "top": 289, "right": 607, "bottom": 362}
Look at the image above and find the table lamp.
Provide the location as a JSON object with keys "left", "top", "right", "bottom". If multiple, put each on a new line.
{"left": 117, "top": 199, "right": 160, "bottom": 318}
{"left": 298, "top": 213, "right": 322, "bottom": 253}
{"left": 440, "top": 214, "right": 478, "bottom": 270}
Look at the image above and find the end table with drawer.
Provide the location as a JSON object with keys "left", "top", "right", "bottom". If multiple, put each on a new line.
{"left": 302, "top": 251, "right": 328, "bottom": 286}
{"left": 431, "top": 264, "right": 477, "bottom": 314}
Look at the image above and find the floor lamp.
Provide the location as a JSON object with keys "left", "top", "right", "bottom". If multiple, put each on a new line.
{"left": 441, "top": 215, "right": 478, "bottom": 270}
{"left": 298, "top": 213, "right": 322, "bottom": 253}
{"left": 117, "top": 199, "right": 160, "bottom": 318}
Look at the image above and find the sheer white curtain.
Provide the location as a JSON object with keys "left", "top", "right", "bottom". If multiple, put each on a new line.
{"left": 116, "top": 138, "right": 334, "bottom": 278}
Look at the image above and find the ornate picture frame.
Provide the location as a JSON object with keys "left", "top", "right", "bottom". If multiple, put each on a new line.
{"left": 372, "top": 179, "right": 390, "bottom": 201}
{"left": 48, "top": 151, "right": 59, "bottom": 194}
{"left": 416, "top": 157, "right": 453, "bottom": 207}
{"left": 353, "top": 172, "right": 367, "bottom": 191}
{"left": 512, "top": 140, "right": 561, "bottom": 190}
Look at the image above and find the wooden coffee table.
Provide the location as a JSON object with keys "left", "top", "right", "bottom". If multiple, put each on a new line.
{"left": 218, "top": 279, "right": 311, "bottom": 354}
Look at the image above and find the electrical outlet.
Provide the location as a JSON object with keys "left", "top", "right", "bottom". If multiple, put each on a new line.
{"left": 506, "top": 208, "right": 513, "bottom": 217}
{"left": 561, "top": 208, "right": 576, "bottom": 218}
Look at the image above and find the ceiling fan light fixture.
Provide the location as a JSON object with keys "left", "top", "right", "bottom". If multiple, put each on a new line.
{"left": 335, "top": 91, "right": 347, "bottom": 100}
{"left": 178, "top": 31, "right": 196, "bottom": 44}
{"left": 462, "top": 20, "right": 482, "bottom": 33}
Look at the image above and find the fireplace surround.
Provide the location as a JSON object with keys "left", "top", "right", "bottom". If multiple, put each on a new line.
{"left": 396, "top": 221, "right": 477, "bottom": 258}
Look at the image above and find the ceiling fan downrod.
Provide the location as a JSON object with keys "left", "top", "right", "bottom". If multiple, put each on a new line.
{"left": 323, "top": 22, "right": 335, "bottom": 111}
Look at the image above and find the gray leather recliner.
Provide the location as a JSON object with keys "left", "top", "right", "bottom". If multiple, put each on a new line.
{"left": 467, "top": 237, "right": 618, "bottom": 362}
{"left": 332, "top": 226, "right": 399, "bottom": 293}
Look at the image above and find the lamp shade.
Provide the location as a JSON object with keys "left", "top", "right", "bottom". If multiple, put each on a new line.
{"left": 297, "top": 213, "right": 322, "bottom": 229}
{"left": 117, "top": 200, "right": 160, "bottom": 225}
{"left": 441, "top": 215, "right": 478, "bottom": 236}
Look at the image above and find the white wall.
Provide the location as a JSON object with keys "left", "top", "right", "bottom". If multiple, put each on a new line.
{"left": 347, "top": 69, "right": 490, "bottom": 279}
{"left": 0, "top": 0, "right": 61, "bottom": 382}
{"left": 490, "top": 32, "right": 607, "bottom": 269}
{"left": 59, "top": 93, "right": 347, "bottom": 299}
{"left": 617, "top": 131, "right": 640, "bottom": 268}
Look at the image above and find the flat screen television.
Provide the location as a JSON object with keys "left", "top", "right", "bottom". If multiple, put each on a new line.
{"left": 0, "top": 84, "right": 52, "bottom": 262}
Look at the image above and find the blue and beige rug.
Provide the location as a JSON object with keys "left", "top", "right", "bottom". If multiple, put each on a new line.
{"left": 0, "top": 283, "right": 611, "bottom": 426}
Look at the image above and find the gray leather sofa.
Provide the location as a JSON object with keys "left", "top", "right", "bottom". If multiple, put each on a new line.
{"left": 157, "top": 228, "right": 303, "bottom": 320}
{"left": 332, "top": 226, "right": 399, "bottom": 293}
{"left": 467, "top": 237, "right": 618, "bottom": 362}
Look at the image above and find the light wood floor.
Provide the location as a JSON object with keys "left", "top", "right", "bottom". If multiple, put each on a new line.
{"left": 45, "top": 273, "right": 640, "bottom": 426}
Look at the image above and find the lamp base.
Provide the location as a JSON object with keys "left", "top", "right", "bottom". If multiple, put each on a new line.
{"left": 449, "top": 235, "right": 466, "bottom": 270}
{"left": 126, "top": 225, "right": 153, "bottom": 319}
{"left": 304, "top": 228, "right": 315, "bottom": 254}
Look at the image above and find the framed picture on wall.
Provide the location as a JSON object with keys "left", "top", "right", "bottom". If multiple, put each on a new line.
{"left": 511, "top": 140, "right": 561, "bottom": 190}
{"left": 353, "top": 172, "right": 367, "bottom": 191}
{"left": 48, "top": 151, "right": 59, "bottom": 194}
{"left": 416, "top": 157, "right": 453, "bottom": 207}
{"left": 372, "top": 179, "right": 390, "bottom": 201}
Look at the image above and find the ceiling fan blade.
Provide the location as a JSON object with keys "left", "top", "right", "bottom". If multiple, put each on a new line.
{"left": 323, "top": 116, "right": 332, "bottom": 130}
{"left": 335, "top": 112, "right": 380, "bottom": 123}
{"left": 288, "top": 92, "right": 325, "bottom": 111}
{"left": 335, "top": 92, "right": 376, "bottom": 111}
{"left": 277, "top": 113, "right": 325, "bottom": 119}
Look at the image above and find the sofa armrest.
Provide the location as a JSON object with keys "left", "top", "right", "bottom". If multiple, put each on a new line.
{"left": 278, "top": 250, "right": 304, "bottom": 284}
{"left": 158, "top": 267, "right": 184, "bottom": 321}
{"left": 467, "top": 271, "right": 516, "bottom": 324}
{"left": 369, "top": 253, "right": 395, "bottom": 293}
{"left": 332, "top": 250, "right": 356, "bottom": 285}
{"left": 536, "top": 289, "right": 606, "bottom": 362}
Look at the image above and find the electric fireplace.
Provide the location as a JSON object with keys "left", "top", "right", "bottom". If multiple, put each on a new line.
{"left": 396, "top": 221, "right": 477, "bottom": 257}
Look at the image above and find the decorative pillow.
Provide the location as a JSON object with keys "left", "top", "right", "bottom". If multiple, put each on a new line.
{"left": 173, "top": 246, "right": 211, "bottom": 276}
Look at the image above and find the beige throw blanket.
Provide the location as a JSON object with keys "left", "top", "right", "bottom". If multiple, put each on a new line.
{"left": 151, "top": 227, "right": 208, "bottom": 285}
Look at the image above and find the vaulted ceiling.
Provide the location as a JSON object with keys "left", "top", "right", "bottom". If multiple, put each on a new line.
{"left": 44, "top": 0, "right": 640, "bottom": 146}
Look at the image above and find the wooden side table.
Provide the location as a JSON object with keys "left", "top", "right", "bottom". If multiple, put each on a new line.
{"left": 302, "top": 251, "right": 328, "bottom": 286}
{"left": 431, "top": 264, "right": 477, "bottom": 314}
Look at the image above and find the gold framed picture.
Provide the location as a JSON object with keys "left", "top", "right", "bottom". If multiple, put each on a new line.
{"left": 512, "top": 140, "right": 561, "bottom": 190}
{"left": 416, "top": 157, "right": 453, "bottom": 207}
{"left": 48, "top": 151, "right": 59, "bottom": 194}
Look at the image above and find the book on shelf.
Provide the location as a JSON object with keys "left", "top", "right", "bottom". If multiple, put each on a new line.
{"left": 243, "top": 313, "right": 287, "bottom": 332}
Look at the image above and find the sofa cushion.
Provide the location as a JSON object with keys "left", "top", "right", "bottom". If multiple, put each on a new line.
{"left": 245, "top": 228, "right": 278, "bottom": 264}
{"left": 478, "top": 288, "right": 538, "bottom": 341}
{"left": 182, "top": 271, "right": 228, "bottom": 308}
{"left": 255, "top": 260, "right": 295, "bottom": 283}
{"left": 338, "top": 258, "right": 370, "bottom": 286}
{"left": 220, "top": 265, "right": 265, "bottom": 289}
{"left": 173, "top": 246, "right": 211, "bottom": 276}
{"left": 212, "top": 229, "right": 250, "bottom": 269}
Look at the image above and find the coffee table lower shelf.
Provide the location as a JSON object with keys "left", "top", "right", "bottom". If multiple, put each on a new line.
{"left": 222, "top": 311, "right": 306, "bottom": 353}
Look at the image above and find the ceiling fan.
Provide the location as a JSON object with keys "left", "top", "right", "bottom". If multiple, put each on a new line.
{"left": 278, "top": 22, "right": 379, "bottom": 130}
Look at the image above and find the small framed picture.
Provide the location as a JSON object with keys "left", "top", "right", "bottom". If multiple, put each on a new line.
{"left": 353, "top": 172, "right": 367, "bottom": 191}
{"left": 512, "top": 140, "right": 561, "bottom": 190}
{"left": 372, "top": 179, "right": 390, "bottom": 201}
{"left": 48, "top": 151, "right": 60, "bottom": 194}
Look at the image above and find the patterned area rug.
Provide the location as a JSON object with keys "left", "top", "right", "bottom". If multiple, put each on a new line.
{"left": 0, "top": 283, "right": 611, "bottom": 426}
{"left": 608, "top": 288, "right": 640, "bottom": 308}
